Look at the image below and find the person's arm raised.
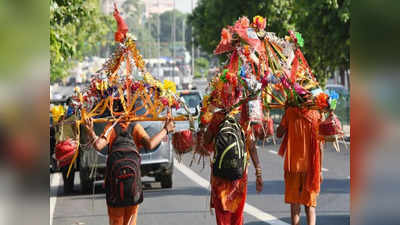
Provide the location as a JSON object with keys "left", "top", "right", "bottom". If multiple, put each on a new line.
{"left": 134, "top": 119, "right": 175, "bottom": 151}
{"left": 84, "top": 117, "right": 109, "bottom": 151}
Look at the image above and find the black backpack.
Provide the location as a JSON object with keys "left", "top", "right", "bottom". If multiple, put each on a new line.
{"left": 212, "top": 116, "right": 247, "bottom": 180}
{"left": 105, "top": 123, "right": 143, "bottom": 207}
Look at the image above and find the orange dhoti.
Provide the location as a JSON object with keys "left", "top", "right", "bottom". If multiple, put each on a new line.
{"left": 284, "top": 172, "right": 318, "bottom": 207}
{"left": 107, "top": 205, "right": 139, "bottom": 225}
{"left": 211, "top": 173, "right": 248, "bottom": 225}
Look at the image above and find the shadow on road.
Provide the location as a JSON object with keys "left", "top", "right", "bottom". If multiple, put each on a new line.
{"left": 244, "top": 214, "right": 349, "bottom": 225}
{"left": 143, "top": 185, "right": 209, "bottom": 198}
{"left": 278, "top": 214, "right": 350, "bottom": 225}
{"left": 247, "top": 179, "right": 350, "bottom": 195}
{"left": 51, "top": 179, "right": 210, "bottom": 199}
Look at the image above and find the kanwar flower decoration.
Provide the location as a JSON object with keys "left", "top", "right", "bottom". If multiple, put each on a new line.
{"left": 64, "top": 4, "right": 194, "bottom": 177}
{"left": 195, "top": 15, "right": 340, "bottom": 158}
{"left": 315, "top": 92, "right": 329, "bottom": 109}
{"left": 252, "top": 15, "right": 266, "bottom": 31}
{"left": 51, "top": 105, "right": 65, "bottom": 124}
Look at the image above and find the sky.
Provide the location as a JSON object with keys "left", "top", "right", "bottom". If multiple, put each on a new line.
{"left": 174, "top": 0, "right": 198, "bottom": 13}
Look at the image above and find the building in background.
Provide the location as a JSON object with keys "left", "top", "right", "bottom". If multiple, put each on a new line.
{"left": 144, "top": 0, "right": 173, "bottom": 18}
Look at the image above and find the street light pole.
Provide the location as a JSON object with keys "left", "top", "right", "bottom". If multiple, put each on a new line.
{"left": 172, "top": 0, "right": 176, "bottom": 81}
{"left": 191, "top": 0, "right": 194, "bottom": 78}
{"left": 157, "top": 0, "right": 161, "bottom": 79}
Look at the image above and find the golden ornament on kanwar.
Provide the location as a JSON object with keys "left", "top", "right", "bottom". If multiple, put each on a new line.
{"left": 64, "top": 6, "right": 195, "bottom": 177}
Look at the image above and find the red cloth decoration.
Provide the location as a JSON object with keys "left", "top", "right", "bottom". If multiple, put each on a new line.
{"left": 319, "top": 112, "right": 343, "bottom": 140}
{"left": 252, "top": 117, "right": 274, "bottom": 140}
{"left": 214, "top": 26, "right": 235, "bottom": 55}
{"left": 228, "top": 50, "right": 239, "bottom": 74}
{"left": 55, "top": 139, "right": 77, "bottom": 168}
{"left": 113, "top": 3, "right": 129, "bottom": 43}
{"left": 233, "top": 17, "right": 262, "bottom": 53}
{"left": 290, "top": 49, "right": 300, "bottom": 83}
{"left": 266, "top": 117, "right": 274, "bottom": 136}
{"left": 172, "top": 130, "right": 194, "bottom": 154}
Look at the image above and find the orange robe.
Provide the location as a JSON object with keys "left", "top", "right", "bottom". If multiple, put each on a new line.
{"left": 278, "top": 107, "right": 322, "bottom": 207}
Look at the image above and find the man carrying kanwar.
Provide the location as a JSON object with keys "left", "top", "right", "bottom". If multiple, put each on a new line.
{"left": 84, "top": 100, "right": 175, "bottom": 225}
{"left": 203, "top": 105, "right": 263, "bottom": 225}
{"left": 277, "top": 100, "right": 323, "bottom": 225}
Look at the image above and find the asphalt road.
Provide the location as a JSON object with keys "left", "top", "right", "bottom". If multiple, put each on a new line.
{"left": 50, "top": 141, "right": 349, "bottom": 225}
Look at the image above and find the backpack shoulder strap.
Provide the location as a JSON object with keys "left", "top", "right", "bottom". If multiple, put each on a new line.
{"left": 127, "top": 122, "right": 136, "bottom": 137}
{"left": 114, "top": 123, "right": 122, "bottom": 136}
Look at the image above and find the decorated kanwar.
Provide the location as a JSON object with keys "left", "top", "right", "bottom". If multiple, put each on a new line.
{"left": 51, "top": 4, "right": 195, "bottom": 225}
{"left": 183, "top": 15, "right": 345, "bottom": 225}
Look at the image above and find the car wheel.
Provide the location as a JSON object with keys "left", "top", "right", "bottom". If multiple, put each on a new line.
{"left": 160, "top": 173, "right": 172, "bottom": 189}
{"left": 79, "top": 166, "right": 93, "bottom": 194}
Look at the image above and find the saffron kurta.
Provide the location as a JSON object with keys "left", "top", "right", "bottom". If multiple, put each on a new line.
{"left": 278, "top": 107, "right": 322, "bottom": 207}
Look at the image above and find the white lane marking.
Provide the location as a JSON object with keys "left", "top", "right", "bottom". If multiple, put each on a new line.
{"left": 322, "top": 168, "right": 328, "bottom": 172}
{"left": 50, "top": 173, "right": 62, "bottom": 225}
{"left": 268, "top": 150, "right": 278, "bottom": 154}
{"left": 174, "top": 162, "right": 290, "bottom": 225}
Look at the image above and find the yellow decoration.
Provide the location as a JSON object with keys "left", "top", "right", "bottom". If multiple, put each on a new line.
{"left": 253, "top": 15, "right": 265, "bottom": 25}
{"left": 202, "top": 95, "right": 210, "bottom": 108}
{"left": 96, "top": 80, "right": 108, "bottom": 91}
{"left": 162, "top": 79, "right": 176, "bottom": 94}
{"left": 51, "top": 105, "right": 65, "bottom": 123}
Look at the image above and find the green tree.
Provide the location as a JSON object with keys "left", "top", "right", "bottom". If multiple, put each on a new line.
{"left": 122, "top": 0, "right": 158, "bottom": 58}
{"left": 194, "top": 57, "right": 209, "bottom": 78}
{"left": 50, "top": 0, "right": 114, "bottom": 83}
{"left": 147, "top": 9, "right": 188, "bottom": 57}
{"left": 187, "top": 0, "right": 295, "bottom": 54}
{"left": 293, "top": 0, "right": 350, "bottom": 86}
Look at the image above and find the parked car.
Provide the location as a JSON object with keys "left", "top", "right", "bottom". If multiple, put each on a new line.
{"left": 79, "top": 101, "right": 174, "bottom": 193}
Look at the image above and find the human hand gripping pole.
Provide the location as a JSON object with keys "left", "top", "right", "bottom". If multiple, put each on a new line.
{"left": 163, "top": 109, "right": 176, "bottom": 134}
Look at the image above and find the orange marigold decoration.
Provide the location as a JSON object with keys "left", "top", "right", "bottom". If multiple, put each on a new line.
{"left": 315, "top": 92, "right": 329, "bottom": 109}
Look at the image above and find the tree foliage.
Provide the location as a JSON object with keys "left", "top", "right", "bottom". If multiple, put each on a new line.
{"left": 122, "top": 0, "right": 159, "bottom": 58}
{"left": 50, "top": 0, "right": 114, "bottom": 83}
{"left": 147, "top": 9, "right": 188, "bottom": 57}
{"left": 293, "top": 0, "right": 350, "bottom": 86}
{"left": 194, "top": 57, "right": 209, "bottom": 78}
{"left": 188, "top": 0, "right": 350, "bottom": 85}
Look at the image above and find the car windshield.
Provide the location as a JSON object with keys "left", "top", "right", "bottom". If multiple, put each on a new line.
{"left": 180, "top": 93, "right": 201, "bottom": 108}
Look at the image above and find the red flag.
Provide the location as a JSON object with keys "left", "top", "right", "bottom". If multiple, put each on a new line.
{"left": 113, "top": 3, "right": 129, "bottom": 42}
